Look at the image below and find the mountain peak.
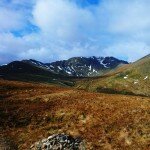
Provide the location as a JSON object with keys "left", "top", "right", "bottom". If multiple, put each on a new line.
{"left": 0, "top": 56, "right": 128, "bottom": 77}
{"left": 47, "top": 56, "right": 128, "bottom": 77}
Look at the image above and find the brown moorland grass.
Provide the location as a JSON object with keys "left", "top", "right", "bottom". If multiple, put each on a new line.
{"left": 0, "top": 79, "right": 150, "bottom": 150}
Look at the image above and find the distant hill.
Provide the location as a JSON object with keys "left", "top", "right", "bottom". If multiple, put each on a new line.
{"left": 0, "top": 56, "right": 128, "bottom": 82}
{"left": 0, "top": 61, "right": 75, "bottom": 86}
{"left": 23, "top": 56, "right": 128, "bottom": 77}
{"left": 76, "top": 54, "right": 150, "bottom": 96}
{"left": 47, "top": 56, "right": 128, "bottom": 77}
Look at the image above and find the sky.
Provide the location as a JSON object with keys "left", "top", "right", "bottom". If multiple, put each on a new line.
{"left": 0, "top": 0, "right": 150, "bottom": 64}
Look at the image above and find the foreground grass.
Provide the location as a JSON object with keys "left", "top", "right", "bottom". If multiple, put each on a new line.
{"left": 0, "top": 79, "right": 150, "bottom": 149}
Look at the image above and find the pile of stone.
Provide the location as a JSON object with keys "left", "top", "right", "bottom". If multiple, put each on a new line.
{"left": 30, "top": 133, "right": 85, "bottom": 150}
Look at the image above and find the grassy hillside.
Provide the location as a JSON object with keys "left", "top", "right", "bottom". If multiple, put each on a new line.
{"left": 76, "top": 54, "right": 150, "bottom": 96}
{"left": 0, "top": 79, "right": 150, "bottom": 149}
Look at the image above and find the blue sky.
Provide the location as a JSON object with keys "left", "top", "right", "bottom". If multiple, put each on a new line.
{"left": 0, "top": 0, "right": 150, "bottom": 64}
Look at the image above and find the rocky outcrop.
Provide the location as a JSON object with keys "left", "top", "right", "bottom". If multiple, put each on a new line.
{"left": 30, "top": 133, "right": 85, "bottom": 150}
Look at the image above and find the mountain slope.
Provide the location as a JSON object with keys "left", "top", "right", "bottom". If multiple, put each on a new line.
{"left": 76, "top": 54, "right": 150, "bottom": 96}
{"left": 0, "top": 61, "right": 75, "bottom": 86}
{"left": 22, "top": 57, "right": 128, "bottom": 77}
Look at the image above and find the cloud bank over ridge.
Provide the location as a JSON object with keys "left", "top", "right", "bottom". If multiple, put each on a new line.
{"left": 0, "top": 0, "right": 150, "bottom": 64}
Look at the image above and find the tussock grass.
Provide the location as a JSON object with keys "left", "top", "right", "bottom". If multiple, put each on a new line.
{"left": 0, "top": 79, "right": 150, "bottom": 149}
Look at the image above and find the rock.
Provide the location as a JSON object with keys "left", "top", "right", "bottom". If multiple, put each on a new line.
{"left": 30, "top": 133, "right": 85, "bottom": 150}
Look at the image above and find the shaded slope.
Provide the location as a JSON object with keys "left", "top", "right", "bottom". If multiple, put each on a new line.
{"left": 47, "top": 56, "right": 128, "bottom": 77}
{"left": 0, "top": 61, "right": 75, "bottom": 86}
{"left": 21, "top": 56, "right": 128, "bottom": 77}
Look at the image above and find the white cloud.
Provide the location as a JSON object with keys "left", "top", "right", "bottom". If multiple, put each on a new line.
{"left": 0, "top": 0, "right": 150, "bottom": 64}
{"left": 99, "top": 0, "right": 150, "bottom": 34}
{"left": 33, "top": 0, "right": 97, "bottom": 42}
{"left": 0, "top": 7, "right": 25, "bottom": 31}
{"left": 103, "top": 42, "right": 150, "bottom": 62}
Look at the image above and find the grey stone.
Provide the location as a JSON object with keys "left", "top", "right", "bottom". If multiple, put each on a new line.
{"left": 30, "top": 133, "right": 85, "bottom": 150}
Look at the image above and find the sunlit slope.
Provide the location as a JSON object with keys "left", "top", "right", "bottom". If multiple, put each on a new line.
{"left": 0, "top": 79, "right": 150, "bottom": 149}
{"left": 76, "top": 54, "right": 150, "bottom": 96}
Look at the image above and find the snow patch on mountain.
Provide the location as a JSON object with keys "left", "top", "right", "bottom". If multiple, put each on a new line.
{"left": 97, "top": 58, "right": 109, "bottom": 68}
{"left": 124, "top": 75, "right": 128, "bottom": 79}
{"left": 21, "top": 57, "right": 128, "bottom": 77}
{"left": 144, "top": 76, "right": 148, "bottom": 80}
{"left": 58, "top": 66, "right": 62, "bottom": 70}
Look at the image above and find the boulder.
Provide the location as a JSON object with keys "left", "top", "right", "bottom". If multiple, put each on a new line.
{"left": 30, "top": 133, "right": 85, "bottom": 150}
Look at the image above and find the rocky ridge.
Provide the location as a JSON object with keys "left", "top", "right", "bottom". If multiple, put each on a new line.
{"left": 23, "top": 56, "right": 128, "bottom": 77}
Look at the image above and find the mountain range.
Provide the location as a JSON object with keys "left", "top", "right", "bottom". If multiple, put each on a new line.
{"left": 0, "top": 56, "right": 128, "bottom": 77}
{"left": 0, "top": 54, "right": 149, "bottom": 96}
